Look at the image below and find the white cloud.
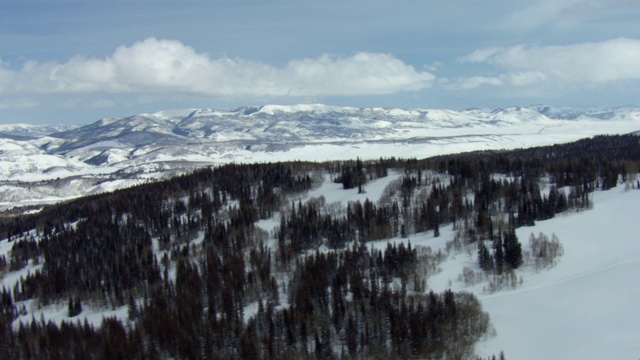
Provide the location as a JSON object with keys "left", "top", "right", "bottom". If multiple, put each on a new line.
{"left": 0, "top": 38, "right": 435, "bottom": 98}
{"left": 282, "top": 52, "right": 435, "bottom": 96}
{"left": 455, "top": 38, "right": 640, "bottom": 89}
{"left": 424, "top": 62, "right": 442, "bottom": 72}
{"left": 509, "top": 71, "right": 547, "bottom": 86}
{"left": 458, "top": 47, "right": 503, "bottom": 63}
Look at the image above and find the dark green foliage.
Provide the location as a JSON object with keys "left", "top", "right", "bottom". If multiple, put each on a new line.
{"left": 494, "top": 235, "right": 504, "bottom": 275}
{"left": 502, "top": 228, "right": 523, "bottom": 269}
{"left": 0, "top": 135, "right": 638, "bottom": 359}
{"left": 478, "top": 242, "right": 493, "bottom": 271}
{"left": 67, "top": 297, "right": 82, "bottom": 317}
{"left": 334, "top": 157, "right": 368, "bottom": 190}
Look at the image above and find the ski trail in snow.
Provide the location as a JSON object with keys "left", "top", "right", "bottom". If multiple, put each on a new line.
{"left": 479, "top": 255, "right": 640, "bottom": 300}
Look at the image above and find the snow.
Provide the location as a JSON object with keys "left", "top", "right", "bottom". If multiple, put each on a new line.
{"left": 1, "top": 104, "right": 640, "bottom": 210}
{"left": 423, "top": 184, "right": 640, "bottom": 359}
{"left": 291, "top": 170, "right": 640, "bottom": 359}
{"left": 0, "top": 141, "right": 25, "bottom": 151}
{"left": 255, "top": 216, "right": 281, "bottom": 236}
{"left": 1, "top": 170, "right": 639, "bottom": 359}
{"left": 0, "top": 124, "right": 39, "bottom": 132}
{"left": 482, "top": 186, "right": 640, "bottom": 359}
{"left": 76, "top": 140, "right": 129, "bottom": 151}
{"left": 300, "top": 171, "right": 403, "bottom": 207}
{"left": 150, "top": 108, "right": 196, "bottom": 119}
{"left": 2, "top": 104, "right": 640, "bottom": 357}
{"left": 257, "top": 104, "right": 351, "bottom": 115}
{"left": 13, "top": 300, "right": 130, "bottom": 330}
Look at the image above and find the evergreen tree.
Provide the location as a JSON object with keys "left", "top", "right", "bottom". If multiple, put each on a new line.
{"left": 67, "top": 297, "right": 82, "bottom": 317}
{"left": 493, "top": 235, "right": 504, "bottom": 275}
{"left": 503, "top": 229, "right": 523, "bottom": 269}
{"left": 478, "top": 242, "right": 493, "bottom": 271}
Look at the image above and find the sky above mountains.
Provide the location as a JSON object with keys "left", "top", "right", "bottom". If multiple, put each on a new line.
{"left": 1, "top": 0, "right": 639, "bottom": 125}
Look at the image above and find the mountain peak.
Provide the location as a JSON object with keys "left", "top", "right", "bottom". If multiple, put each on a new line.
{"left": 257, "top": 104, "right": 356, "bottom": 115}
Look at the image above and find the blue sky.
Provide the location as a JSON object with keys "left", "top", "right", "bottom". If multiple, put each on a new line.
{"left": 1, "top": 0, "right": 639, "bottom": 124}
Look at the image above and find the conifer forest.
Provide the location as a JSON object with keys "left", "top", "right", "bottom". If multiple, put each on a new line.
{"left": 0, "top": 134, "right": 639, "bottom": 359}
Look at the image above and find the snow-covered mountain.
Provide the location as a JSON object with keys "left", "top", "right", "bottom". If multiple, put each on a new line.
{"left": 0, "top": 123, "right": 76, "bottom": 140}
{"left": 1, "top": 104, "right": 639, "bottom": 209}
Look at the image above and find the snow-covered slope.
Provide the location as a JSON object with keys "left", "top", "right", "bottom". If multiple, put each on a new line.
{"left": 426, "top": 184, "right": 640, "bottom": 359}
{"left": 293, "top": 174, "right": 640, "bottom": 359}
{"left": 480, "top": 185, "right": 640, "bottom": 359}
{"left": 1, "top": 104, "right": 639, "bottom": 209}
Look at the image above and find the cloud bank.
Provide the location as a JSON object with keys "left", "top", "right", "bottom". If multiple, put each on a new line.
{"left": 0, "top": 38, "right": 435, "bottom": 97}
{"left": 452, "top": 38, "right": 640, "bottom": 90}
{"left": 1, "top": 37, "right": 637, "bottom": 113}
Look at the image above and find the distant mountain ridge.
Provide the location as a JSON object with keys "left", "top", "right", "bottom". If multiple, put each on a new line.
{"left": 0, "top": 123, "right": 77, "bottom": 140}
{"left": 1, "top": 104, "right": 639, "bottom": 209}
{"left": 3, "top": 104, "right": 638, "bottom": 145}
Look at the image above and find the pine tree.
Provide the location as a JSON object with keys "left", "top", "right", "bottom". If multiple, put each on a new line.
{"left": 68, "top": 296, "right": 82, "bottom": 317}
{"left": 128, "top": 294, "right": 139, "bottom": 321}
{"left": 478, "top": 242, "right": 493, "bottom": 271}
{"left": 493, "top": 235, "right": 504, "bottom": 275}
{"left": 503, "top": 229, "right": 523, "bottom": 269}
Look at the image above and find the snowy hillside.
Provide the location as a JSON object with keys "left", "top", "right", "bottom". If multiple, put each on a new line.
{"left": 1, "top": 104, "right": 639, "bottom": 210}
{"left": 1, "top": 180, "right": 637, "bottom": 359}
{"left": 249, "top": 161, "right": 640, "bottom": 358}
{"left": 0, "top": 135, "right": 638, "bottom": 359}
{"left": 292, "top": 175, "right": 640, "bottom": 359}
{"left": 291, "top": 164, "right": 640, "bottom": 358}
{"left": 473, "top": 184, "right": 640, "bottom": 359}
{"left": 412, "top": 184, "right": 640, "bottom": 359}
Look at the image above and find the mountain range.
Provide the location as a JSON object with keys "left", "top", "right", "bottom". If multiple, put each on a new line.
{"left": 1, "top": 104, "right": 639, "bottom": 210}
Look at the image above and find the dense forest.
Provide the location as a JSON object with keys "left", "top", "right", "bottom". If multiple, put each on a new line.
{"left": 0, "top": 134, "right": 638, "bottom": 359}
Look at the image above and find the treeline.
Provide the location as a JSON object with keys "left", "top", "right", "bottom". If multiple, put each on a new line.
{"left": 0, "top": 134, "right": 638, "bottom": 359}
{"left": 423, "top": 134, "right": 640, "bottom": 190}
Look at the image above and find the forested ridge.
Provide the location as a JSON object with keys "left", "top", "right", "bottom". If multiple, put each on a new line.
{"left": 0, "top": 134, "right": 638, "bottom": 359}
